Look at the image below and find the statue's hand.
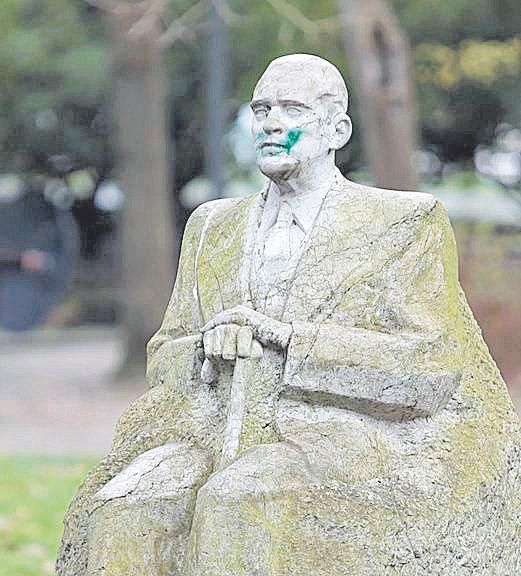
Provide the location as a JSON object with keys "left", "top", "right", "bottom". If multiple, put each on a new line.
{"left": 199, "top": 306, "right": 292, "bottom": 384}
{"left": 202, "top": 324, "right": 263, "bottom": 362}
{"left": 199, "top": 324, "right": 264, "bottom": 385}
{"left": 201, "top": 305, "right": 292, "bottom": 350}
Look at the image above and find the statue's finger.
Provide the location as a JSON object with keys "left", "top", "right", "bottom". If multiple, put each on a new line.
{"left": 222, "top": 324, "right": 238, "bottom": 360}
{"left": 200, "top": 358, "right": 217, "bottom": 384}
{"left": 213, "top": 325, "right": 226, "bottom": 357}
{"left": 203, "top": 330, "right": 216, "bottom": 357}
{"left": 250, "top": 338, "right": 264, "bottom": 359}
{"left": 237, "top": 326, "right": 253, "bottom": 358}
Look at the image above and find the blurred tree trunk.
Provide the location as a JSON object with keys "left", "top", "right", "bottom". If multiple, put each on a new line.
{"left": 205, "top": 4, "right": 228, "bottom": 199}
{"left": 337, "top": 0, "right": 418, "bottom": 191}
{"left": 109, "top": 5, "right": 175, "bottom": 371}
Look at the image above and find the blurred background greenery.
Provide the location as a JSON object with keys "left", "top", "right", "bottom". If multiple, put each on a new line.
{"left": 0, "top": 1, "right": 520, "bottom": 573}
{"left": 0, "top": 457, "right": 95, "bottom": 576}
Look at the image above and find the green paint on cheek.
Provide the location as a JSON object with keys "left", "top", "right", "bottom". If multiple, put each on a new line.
{"left": 255, "top": 129, "right": 301, "bottom": 156}
{"left": 255, "top": 131, "right": 267, "bottom": 146}
{"left": 284, "top": 129, "right": 302, "bottom": 152}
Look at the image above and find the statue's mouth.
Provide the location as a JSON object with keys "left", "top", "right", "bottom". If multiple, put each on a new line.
{"left": 260, "top": 142, "right": 287, "bottom": 155}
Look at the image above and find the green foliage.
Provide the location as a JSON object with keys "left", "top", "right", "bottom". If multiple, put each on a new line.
{"left": 0, "top": 456, "right": 95, "bottom": 576}
{"left": 414, "top": 37, "right": 520, "bottom": 159}
{"left": 390, "top": 0, "right": 521, "bottom": 44}
{"left": 416, "top": 39, "right": 521, "bottom": 88}
{"left": 1, "top": 0, "right": 520, "bottom": 181}
{"left": 0, "top": 0, "right": 109, "bottom": 174}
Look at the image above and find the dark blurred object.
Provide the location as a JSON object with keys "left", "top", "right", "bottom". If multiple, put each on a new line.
{"left": 71, "top": 188, "right": 121, "bottom": 326}
{"left": 0, "top": 186, "right": 79, "bottom": 331}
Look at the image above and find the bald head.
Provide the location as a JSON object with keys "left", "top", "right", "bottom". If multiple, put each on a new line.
{"left": 253, "top": 54, "right": 349, "bottom": 116}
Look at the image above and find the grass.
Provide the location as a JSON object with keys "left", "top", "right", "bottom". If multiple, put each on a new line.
{"left": 0, "top": 456, "right": 95, "bottom": 576}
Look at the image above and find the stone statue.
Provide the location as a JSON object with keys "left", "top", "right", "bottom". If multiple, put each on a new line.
{"left": 57, "top": 54, "right": 521, "bottom": 576}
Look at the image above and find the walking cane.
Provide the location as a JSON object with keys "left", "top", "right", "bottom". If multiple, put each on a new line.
{"left": 200, "top": 330, "right": 263, "bottom": 470}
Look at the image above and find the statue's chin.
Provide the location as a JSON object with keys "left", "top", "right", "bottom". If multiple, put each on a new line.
{"left": 258, "top": 155, "right": 299, "bottom": 181}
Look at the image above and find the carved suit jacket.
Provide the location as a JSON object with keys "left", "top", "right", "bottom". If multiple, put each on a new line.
{"left": 146, "top": 172, "right": 464, "bottom": 453}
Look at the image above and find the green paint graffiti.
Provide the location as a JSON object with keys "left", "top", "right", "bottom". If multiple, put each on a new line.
{"left": 255, "top": 131, "right": 267, "bottom": 146}
{"left": 284, "top": 129, "right": 302, "bottom": 152}
{"left": 255, "top": 129, "right": 302, "bottom": 156}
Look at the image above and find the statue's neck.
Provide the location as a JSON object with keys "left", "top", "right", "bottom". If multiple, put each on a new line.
{"left": 269, "top": 153, "right": 336, "bottom": 200}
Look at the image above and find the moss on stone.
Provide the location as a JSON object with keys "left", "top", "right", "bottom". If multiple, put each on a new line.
{"left": 196, "top": 196, "right": 256, "bottom": 319}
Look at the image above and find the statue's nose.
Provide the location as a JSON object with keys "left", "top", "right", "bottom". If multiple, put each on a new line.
{"left": 263, "top": 108, "right": 284, "bottom": 135}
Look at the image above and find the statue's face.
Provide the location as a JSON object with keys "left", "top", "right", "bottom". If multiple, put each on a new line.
{"left": 250, "top": 66, "right": 335, "bottom": 181}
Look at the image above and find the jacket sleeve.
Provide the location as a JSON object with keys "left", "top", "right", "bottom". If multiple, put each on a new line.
{"left": 281, "top": 200, "right": 463, "bottom": 420}
{"left": 145, "top": 204, "right": 211, "bottom": 388}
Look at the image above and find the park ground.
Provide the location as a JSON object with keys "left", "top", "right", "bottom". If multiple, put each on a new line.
{"left": 0, "top": 328, "right": 144, "bottom": 576}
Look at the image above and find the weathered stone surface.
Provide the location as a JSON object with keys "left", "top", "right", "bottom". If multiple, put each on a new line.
{"left": 87, "top": 443, "right": 211, "bottom": 575}
{"left": 57, "top": 54, "right": 521, "bottom": 575}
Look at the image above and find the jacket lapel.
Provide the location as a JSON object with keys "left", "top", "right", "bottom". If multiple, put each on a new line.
{"left": 281, "top": 178, "right": 400, "bottom": 324}
{"left": 280, "top": 181, "right": 357, "bottom": 323}
{"left": 196, "top": 194, "right": 260, "bottom": 324}
{"left": 281, "top": 177, "right": 425, "bottom": 326}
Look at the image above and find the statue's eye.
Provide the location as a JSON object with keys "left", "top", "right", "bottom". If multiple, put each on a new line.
{"left": 253, "top": 107, "right": 269, "bottom": 121}
{"left": 285, "top": 105, "right": 302, "bottom": 117}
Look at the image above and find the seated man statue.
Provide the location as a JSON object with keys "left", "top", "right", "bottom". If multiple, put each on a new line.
{"left": 57, "top": 54, "right": 521, "bottom": 576}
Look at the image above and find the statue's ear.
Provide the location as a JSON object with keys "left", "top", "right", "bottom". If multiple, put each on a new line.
{"left": 330, "top": 113, "right": 352, "bottom": 150}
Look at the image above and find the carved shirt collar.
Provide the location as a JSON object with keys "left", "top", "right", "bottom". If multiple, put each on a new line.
{"left": 260, "top": 167, "right": 342, "bottom": 234}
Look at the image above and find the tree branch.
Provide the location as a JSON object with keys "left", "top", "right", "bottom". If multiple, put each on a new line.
{"left": 210, "top": 0, "right": 249, "bottom": 26}
{"left": 315, "top": 15, "right": 341, "bottom": 33}
{"left": 83, "top": 0, "right": 121, "bottom": 13}
{"left": 83, "top": 0, "right": 149, "bottom": 16}
{"left": 159, "top": 0, "right": 208, "bottom": 48}
{"left": 265, "top": 0, "right": 320, "bottom": 40}
{"left": 127, "top": 0, "right": 169, "bottom": 39}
